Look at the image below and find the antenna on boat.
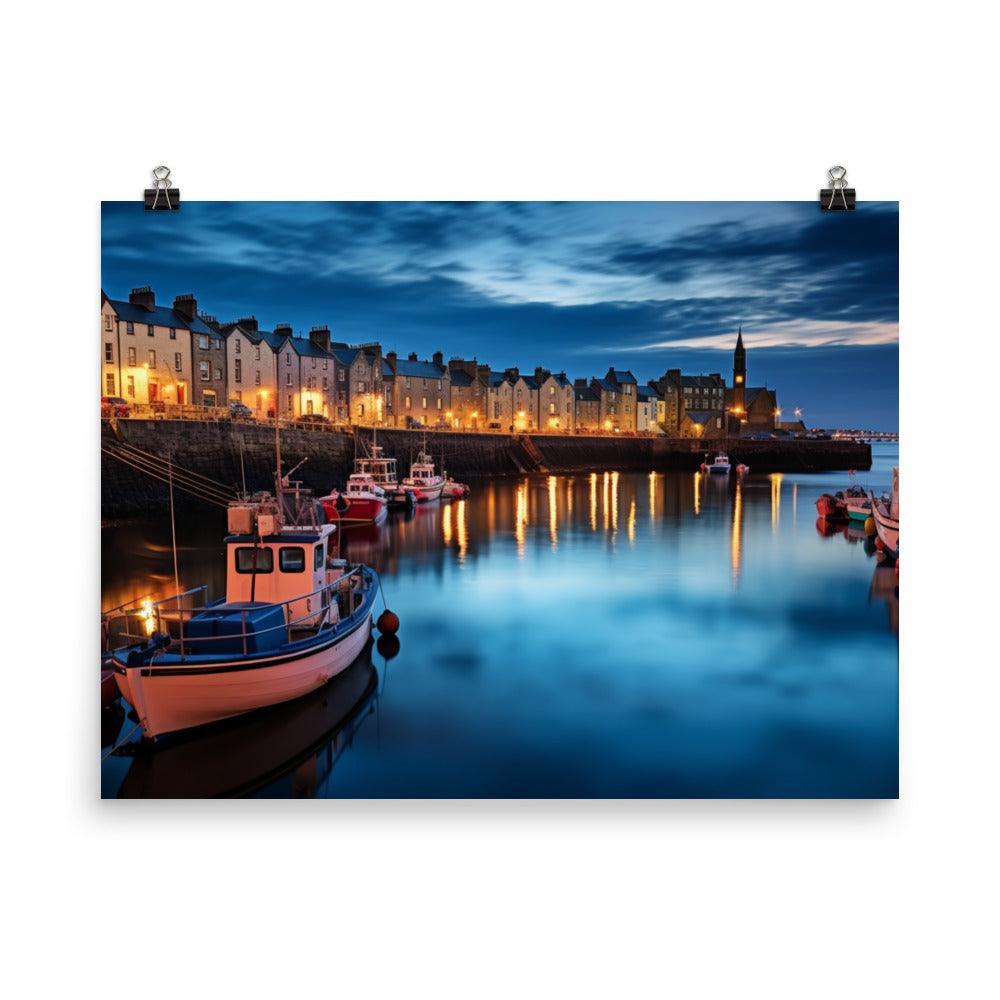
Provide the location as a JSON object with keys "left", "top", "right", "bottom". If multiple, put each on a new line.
{"left": 239, "top": 437, "right": 247, "bottom": 497}
{"left": 168, "top": 455, "right": 185, "bottom": 655}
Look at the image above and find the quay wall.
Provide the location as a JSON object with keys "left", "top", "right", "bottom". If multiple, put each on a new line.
{"left": 101, "top": 419, "right": 871, "bottom": 518}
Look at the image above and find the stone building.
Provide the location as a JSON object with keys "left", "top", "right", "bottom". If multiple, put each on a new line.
{"left": 487, "top": 371, "right": 514, "bottom": 430}
{"left": 574, "top": 380, "right": 601, "bottom": 432}
{"left": 680, "top": 410, "right": 724, "bottom": 439}
{"left": 590, "top": 376, "right": 621, "bottom": 431}
{"left": 383, "top": 350, "right": 449, "bottom": 428}
{"left": 332, "top": 342, "right": 385, "bottom": 426}
{"left": 652, "top": 369, "right": 726, "bottom": 435}
{"left": 636, "top": 384, "right": 662, "bottom": 433}
{"left": 602, "top": 368, "right": 639, "bottom": 432}
{"left": 510, "top": 370, "right": 540, "bottom": 431}
{"left": 447, "top": 358, "right": 490, "bottom": 429}
{"left": 535, "top": 368, "right": 575, "bottom": 432}
{"left": 220, "top": 317, "right": 279, "bottom": 416}
{"left": 183, "top": 299, "right": 227, "bottom": 407}
{"left": 101, "top": 287, "right": 210, "bottom": 407}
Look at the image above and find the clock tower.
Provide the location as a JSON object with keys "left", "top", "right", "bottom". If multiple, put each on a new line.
{"left": 732, "top": 325, "right": 746, "bottom": 415}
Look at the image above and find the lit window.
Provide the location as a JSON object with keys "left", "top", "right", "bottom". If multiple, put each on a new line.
{"left": 105, "top": 374, "right": 115, "bottom": 394}
{"left": 126, "top": 375, "right": 135, "bottom": 397}
{"left": 422, "top": 397, "right": 428, "bottom": 409}
{"left": 437, "top": 398, "right": 442, "bottom": 409}
{"left": 104, "top": 342, "right": 113, "bottom": 363}
{"left": 127, "top": 347, "right": 136, "bottom": 366}
{"left": 405, "top": 396, "right": 411, "bottom": 409}
{"left": 174, "top": 352, "right": 182, "bottom": 372}
{"left": 199, "top": 361, "right": 210, "bottom": 381}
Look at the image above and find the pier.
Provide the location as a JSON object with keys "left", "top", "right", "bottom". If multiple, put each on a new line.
{"left": 101, "top": 418, "right": 872, "bottom": 518}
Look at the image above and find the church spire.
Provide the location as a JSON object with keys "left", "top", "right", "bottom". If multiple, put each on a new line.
{"left": 736, "top": 323, "right": 744, "bottom": 352}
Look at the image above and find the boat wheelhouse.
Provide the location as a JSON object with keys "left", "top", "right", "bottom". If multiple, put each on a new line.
{"left": 402, "top": 449, "right": 444, "bottom": 501}
{"left": 705, "top": 452, "right": 731, "bottom": 474}
{"left": 109, "top": 491, "right": 379, "bottom": 739}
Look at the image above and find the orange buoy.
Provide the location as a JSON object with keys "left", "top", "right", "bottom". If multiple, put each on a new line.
{"left": 864, "top": 516, "right": 876, "bottom": 536}
{"left": 376, "top": 609, "right": 400, "bottom": 635}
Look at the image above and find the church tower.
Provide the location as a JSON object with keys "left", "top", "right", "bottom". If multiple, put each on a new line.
{"left": 732, "top": 325, "right": 746, "bottom": 414}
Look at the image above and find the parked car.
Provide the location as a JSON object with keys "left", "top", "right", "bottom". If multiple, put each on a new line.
{"left": 296, "top": 413, "right": 331, "bottom": 426}
{"left": 101, "top": 396, "right": 130, "bottom": 418}
{"left": 405, "top": 416, "right": 424, "bottom": 428}
{"left": 227, "top": 400, "right": 255, "bottom": 422}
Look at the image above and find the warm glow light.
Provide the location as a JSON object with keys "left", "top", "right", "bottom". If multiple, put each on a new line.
{"left": 731, "top": 478, "right": 743, "bottom": 587}
{"left": 471, "top": 411, "right": 478, "bottom": 419}
{"left": 694, "top": 470, "right": 701, "bottom": 516}
{"left": 611, "top": 471, "right": 619, "bottom": 533}
{"left": 794, "top": 407, "right": 802, "bottom": 418}
{"left": 627, "top": 498, "right": 636, "bottom": 544}
{"left": 603, "top": 419, "right": 612, "bottom": 431}
{"left": 770, "top": 473, "right": 783, "bottom": 534}
{"left": 456, "top": 499, "right": 467, "bottom": 562}
{"left": 140, "top": 598, "right": 155, "bottom": 636}
{"left": 589, "top": 472, "right": 597, "bottom": 531}
{"left": 514, "top": 480, "right": 528, "bottom": 557}
{"left": 442, "top": 502, "right": 453, "bottom": 545}
{"left": 648, "top": 472, "right": 656, "bottom": 523}
{"left": 547, "top": 475, "right": 558, "bottom": 549}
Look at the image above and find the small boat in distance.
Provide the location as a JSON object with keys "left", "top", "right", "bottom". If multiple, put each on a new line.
{"left": 442, "top": 478, "right": 470, "bottom": 499}
{"left": 109, "top": 489, "right": 380, "bottom": 739}
{"left": 702, "top": 452, "right": 731, "bottom": 475}
{"left": 871, "top": 466, "right": 899, "bottom": 558}
{"left": 403, "top": 448, "right": 445, "bottom": 501}
{"left": 321, "top": 473, "right": 388, "bottom": 525}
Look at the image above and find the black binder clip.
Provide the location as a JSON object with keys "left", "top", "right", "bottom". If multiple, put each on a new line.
{"left": 820, "top": 165, "right": 855, "bottom": 211}
{"left": 144, "top": 165, "right": 180, "bottom": 211}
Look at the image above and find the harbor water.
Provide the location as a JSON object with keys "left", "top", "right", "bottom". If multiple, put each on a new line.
{"left": 101, "top": 443, "right": 899, "bottom": 798}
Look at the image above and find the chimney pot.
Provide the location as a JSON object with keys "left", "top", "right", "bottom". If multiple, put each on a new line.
{"left": 129, "top": 286, "right": 155, "bottom": 309}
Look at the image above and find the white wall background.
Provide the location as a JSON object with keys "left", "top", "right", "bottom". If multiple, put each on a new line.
{"left": 2, "top": 2, "right": 997, "bottom": 998}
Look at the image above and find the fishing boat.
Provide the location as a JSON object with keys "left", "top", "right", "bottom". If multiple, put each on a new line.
{"left": 402, "top": 448, "right": 445, "bottom": 501}
{"left": 815, "top": 492, "right": 848, "bottom": 520}
{"left": 109, "top": 489, "right": 380, "bottom": 739}
{"left": 702, "top": 452, "right": 731, "bottom": 475}
{"left": 871, "top": 466, "right": 899, "bottom": 558}
{"left": 442, "top": 478, "right": 470, "bottom": 499}
{"left": 735, "top": 463, "right": 750, "bottom": 475}
{"left": 353, "top": 438, "right": 416, "bottom": 509}
{"left": 320, "top": 473, "right": 388, "bottom": 525}
{"left": 842, "top": 484, "right": 872, "bottom": 521}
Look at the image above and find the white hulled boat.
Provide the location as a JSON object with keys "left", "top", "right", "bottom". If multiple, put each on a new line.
{"left": 871, "top": 466, "right": 899, "bottom": 558}
{"left": 109, "top": 489, "right": 379, "bottom": 739}
{"left": 403, "top": 448, "right": 445, "bottom": 501}
{"left": 705, "top": 452, "right": 731, "bottom": 474}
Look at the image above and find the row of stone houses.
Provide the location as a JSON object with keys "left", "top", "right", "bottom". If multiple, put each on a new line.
{"left": 101, "top": 288, "right": 780, "bottom": 436}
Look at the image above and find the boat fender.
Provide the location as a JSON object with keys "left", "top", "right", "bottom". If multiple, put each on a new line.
{"left": 335, "top": 492, "right": 350, "bottom": 513}
{"left": 376, "top": 609, "right": 400, "bottom": 635}
{"left": 864, "top": 516, "right": 876, "bottom": 536}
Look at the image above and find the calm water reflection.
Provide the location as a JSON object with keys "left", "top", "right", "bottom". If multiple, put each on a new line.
{"left": 102, "top": 445, "right": 899, "bottom": 797}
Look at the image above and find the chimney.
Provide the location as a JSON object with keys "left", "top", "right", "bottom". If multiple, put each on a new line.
{"left": 386, "top": 351, "right": 398, "bottom": 372}
{"left": 173, "top": 294, "right": 197, "bottom": 321}
{"left": 237, "top": 316, "right": 259, "bottom": 332}
{"left": 309, "top": 324, "right": 331, "bottom": 352}
{"left": 574, "top": 377, "right": 588, "bottom": 388}
{"left": 274, "top": 323, "right": 293, "bottom": 338}
{"left": 432, "top": 350, "right": 443, "bottom": 367}
{"left": 710, "top": 372, "right": 720, "bottom": 381}
{"left": 200, "top": 314, "right": 219, "bottom": 330}
{"left": 408, "top": 352, "right": 418, "bottom": 362}
{"left": 534, "top": 366, "right": 549, "bottom": 383}
{"left": 129, "top": 286, "right": 155, "bottom": 310}
{"left": 504, "top": 367, "right": 520, "bottom": 381}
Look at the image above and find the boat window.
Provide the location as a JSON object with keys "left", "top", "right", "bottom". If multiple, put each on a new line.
{"left": 314, "top": 545, "right": 325, "bottom": 571}
{"left": 235, "top": 546, "right": 274, "bottom": 574}
{"left": 279, "top": 546, "right": 306, "bottom": 573}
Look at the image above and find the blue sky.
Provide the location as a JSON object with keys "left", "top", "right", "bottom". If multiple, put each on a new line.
{"left": 102, "top": 201, "right": 898, "bottom": 429}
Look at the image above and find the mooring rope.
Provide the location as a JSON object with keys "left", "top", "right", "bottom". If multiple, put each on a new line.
{"left": 101, "top": 718, "right": 144, "bottom": 762}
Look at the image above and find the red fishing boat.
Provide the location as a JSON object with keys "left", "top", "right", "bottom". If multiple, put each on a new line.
{"left": 320, "top": 474, "right": 388, "bottom": 525}
{"left": 815, "top": 492, "right": 848, "bottom": 520}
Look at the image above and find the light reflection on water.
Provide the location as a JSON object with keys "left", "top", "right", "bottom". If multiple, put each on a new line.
{"left": 102, "top": 444, "right": 899, "bottom": 798}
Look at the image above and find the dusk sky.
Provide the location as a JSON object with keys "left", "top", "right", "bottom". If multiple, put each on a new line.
{"left": 102, "top": 201, "right": 898, "bottom": 429}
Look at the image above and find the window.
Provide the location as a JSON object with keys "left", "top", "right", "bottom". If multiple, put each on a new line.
{"left": 405, "top": 378, "right": 411, "bottom": 389}
{"left": 147, "top": 324, "right": 155, "bottom": 337}
{"left": 357, "top": 403, "right": 364, "bottom": 417}
{"left": 306, "top": 399, "right": 314, "bottom": 415}
{"left": 421, "top": 397, "right": 428, "bottom": 409}
{"left": 311, "top": 358, "right": 317, "bottom": 369}
{"left": 404, "top": 396, "right": 411, "bottom": 409}
{"left": 126, "top": 375, "right": 135, "bottom": 397}
{"left": 436, "top": 398, "right": 442, "bottom": 410}
{"left": 216, "top": 368, "right": 222, "bottom": 381}
{"left": 255, "top": 345, "right": 261, "bottom": 360}
{"left": 287, "top": 396, "right": 293, "bottom": 414}
{"left": 338, "top": 369, "right": 345, "bottom": 381}
{"left": 323, "top": 360, "right": 328, "bottom": 370}
{"left": 438, "top": 379, "right": 442, "bottom": 390}
{"left": 314, "top": 545, "right": 325, "bottom": 571}
{"left": 235, "top": 547, "right": 274, "bottom": 574}
{"left": 255, "top": 370, "right": 261, "bottom": 385}
{"left": 234, "top": 390, "right": 242, "bottom": 402}
{"left": 199, "top": 335, "right": 209, "bottom": 350}
{"left": 148, "top": 349, "right": 156, "bottom": 367}
{"left": 126, "top": 321, "right": 134, "bottom": 335}
{"left": 127, "top": 347, "right": 136, "bottom": 366}
{"left": 286, "top": 352, "right": 291, "bottom": 366}
{"left": 550, "top": 386, "right": 555, "bottom": 395}
{"left": 169, "top": 327, "right": 177, "bottom": 340}
{"left": 234, "top": 359, "right": 242, "bottom": 383}
{"left": 199, "top": 361, "right": 210, "bottom": 381}
{"left": 235, "top": 339, "right": 241, "bottom": 354}
{"left": 105, "top": 374, "right": 115, "bottom": 394}
{"left": 285, "top": 372, "right": 292, "bottom": 387}
{"left": 549, "top": 402, "right": 556, "bottom": 414}
{"left": 104, "top": 314, "right": 113, "bottom": 332}
{"left": 104, "top": 342, "right": 113, "bottom": 363}
{"left": 323, "top": 377, "right": 328, "bottom": 389}
{"left": 174, "top": 353, "right": 182, "bottom": 372}
{"left": 357, "top": 382, "right": 366, "bottom": 394}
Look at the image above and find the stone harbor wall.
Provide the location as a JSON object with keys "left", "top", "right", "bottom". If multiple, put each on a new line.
{"left": 101, "top": 419, "right": 872, "bottom": 519}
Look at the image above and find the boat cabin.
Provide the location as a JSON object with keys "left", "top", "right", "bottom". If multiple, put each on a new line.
{"left": 354, "top": 445, "right": 399, "bottom": 487}
{"left": 224, "top": 519, "right": 337, "bottom": 628}
{"left": 345, "top": 474, "right": 386, "bottom": 499}
{"left": 407, "top": 450, "right": 439, "bottom": 486}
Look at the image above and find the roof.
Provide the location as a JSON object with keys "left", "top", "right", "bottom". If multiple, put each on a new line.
{"left": 593, "top": 378, "right": 615, "bottom": 392}
{"left": 745, "top": 386, "right": 775, "bottom": 406}
{"left": 332, "top": 347, "right": 360, "bottom": 366}
{"left": 449, "top": 369, "right": 473, "bottom": 388}
{"left": 609, "top": 369, "right": 638, "bottom": 384}
{"left": 260, "top": 330, "right": 289, "bottom": 352}
{"left": 287, "top": 336, "right": 330, "bottom": 359}
{"left": 381, "top": 359, "right": 394, "bottom": 377}
{"left": 575, "top": 385, "right": 599, "bottom": 402}
{"left": 553, "top": 373, "right": 572, "bottom": 388}
{"left": 394, "top": 357, "right": 447, "bottom": 379}
{"left": 680, "top": 374, "right": 724, "bottom": 388}
{"left": 518, "top": 375, "right": 539, "bottom": 389}
{"left": 107, "top": 298, "right": 213, "bottom": 335}
{"left": 488, "top": 371, "right": 507, "bottom": 388}
{"left": 683, "top": 410, "right": 717, "bottom": 425}
{"left": 636, "top": 385, "right": 660, "bottom": 401}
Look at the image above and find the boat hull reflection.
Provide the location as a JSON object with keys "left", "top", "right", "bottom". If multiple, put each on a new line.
{"left": 114, "top": 641, "right": 379, "bottom": 798}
